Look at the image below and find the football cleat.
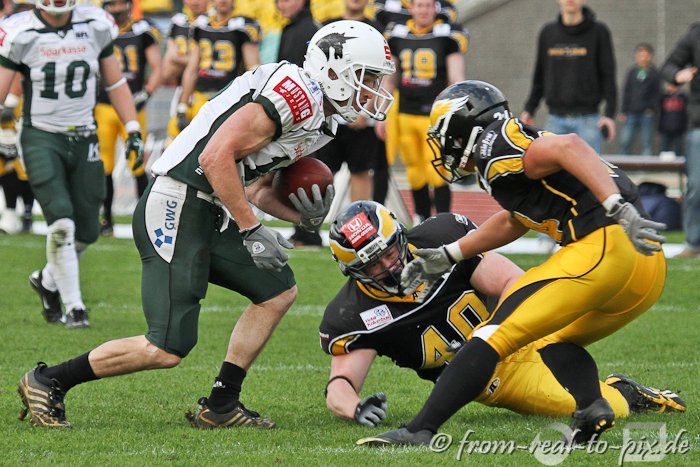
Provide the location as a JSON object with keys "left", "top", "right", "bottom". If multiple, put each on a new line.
{"left": 18, "top": 362, "right": 70, "bottom": 428}
{"left": 356, "top": 426, "right": 434, "bottom": 447}
{"left": 29, "top": 270, "right": 63, "bottom": 323}
{"left": 185, "top": 397, "right": 276, "bottom": 429}
{"left": 100, "top": 219, "right": 114, "bottom": 237}
{"left": 568, "top": 398, "right": 615, "bottom": 444}
{"left": 605, "top": 373, "right": 686, "bottom": 414}
{"left": 64, "top": 308, "right": 89, "bottom": 328}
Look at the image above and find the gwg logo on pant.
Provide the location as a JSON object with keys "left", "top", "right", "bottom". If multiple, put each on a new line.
{"left": 153, "top": 228, "right": 173, "bottom": 248}
{"left": 145, "top": 194, "right": 182, "bottom": 263}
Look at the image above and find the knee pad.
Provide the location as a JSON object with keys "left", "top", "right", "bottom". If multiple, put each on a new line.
{"left": 47, "top": 218, "right": 76, "bottom": 247}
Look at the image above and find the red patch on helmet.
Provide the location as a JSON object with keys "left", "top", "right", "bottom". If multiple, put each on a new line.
{"left": 273, "top": 76, "right": 313, "bottom": 124}
{"left": 384, "top": 44, "right": 391, "bottom": 60}
{"left": 341, "top": 212, "right": 377, "bottom": 248}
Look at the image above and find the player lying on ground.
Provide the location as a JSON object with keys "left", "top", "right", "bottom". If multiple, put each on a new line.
{"left": 359, "top": 80, "right": 674, "bottom": 446}
{"left": 321, "top": 201, "right": 685, "bottom": 428}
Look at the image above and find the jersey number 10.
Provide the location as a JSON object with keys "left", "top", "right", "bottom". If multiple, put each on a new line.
{"left": 40, "top": 60, "right": 90, "bottom": 100}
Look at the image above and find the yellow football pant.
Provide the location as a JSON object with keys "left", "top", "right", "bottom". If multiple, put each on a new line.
{"left": 0, "top": 103, "right": 27, "bottom": 181}
{"left": 395, "top": 113, "right": 447, "bottom": 190}
{"left": 475, "top": 337, "right": 629, "bottom": 418}
{"left": 166, "top": 90, "right": 212, "bottom": 142}
{"left": 473, "top": 224, "right": 665, "bottom": 358}
{"left": 95, "top": 104, "right": 147, "bottom": 176}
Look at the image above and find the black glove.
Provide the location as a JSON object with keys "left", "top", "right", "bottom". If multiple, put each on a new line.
{"left": 133, "top": 90, "right": 151, "bottom": 111}
{"left": 354, "top": 393, "right": 388, "bottom": 427}
{"left": 606, "top": 199, "right": 666, "bottom": 255}
{"left": 240, "top": 223, "right": 294, "bottom": 271}
{"left": 125, "top": 131, "right": 145, "bottom": 171}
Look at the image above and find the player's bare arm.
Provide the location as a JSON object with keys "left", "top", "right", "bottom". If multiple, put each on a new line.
{"left": 144, "top": 43, "right": 163, "bottom": 95}
{"left": 100, "top": 55, "right": 138, "bottom": 124}
{"left": 0, "top": 66, "right": 18, "bottom": 105}
{"left": 179, "top": 42, "right": 200, "bottom": 108}
{"left": 449, "top": 210, "right": 528, "bottom": 261}
{"left": 446, "top": 52, "right": 465, "bottom": 85}
{"left": 327, "top": 349, "right": 377, "bottom": 420}
{"left": 162, "top": 38, "right": 189, "bottom": 82}
{"left": 242, "top": 42, "right": 260, "bottom": 71}
{"left": 469, "top": 252, "right": 524, "bottom": 300}
{"left": 198, "top": 102, "right": 276, "bottom": 230}
{"left": 245, "top": 173, "right": 302, "bottom": 225}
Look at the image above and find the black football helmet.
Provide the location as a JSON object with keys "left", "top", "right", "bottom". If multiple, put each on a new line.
{"left": 329, "top": 201, "right": 410, "bottom": 297}
{"left": 427, "top": 80, "right": 511, "bottom": 183}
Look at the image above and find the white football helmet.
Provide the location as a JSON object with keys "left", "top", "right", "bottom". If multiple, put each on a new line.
{"left": 36, "top": 0, "right": 77, "bottom": 15}
{"left": 304, "top": 20, "right": 395, "bottom": 123}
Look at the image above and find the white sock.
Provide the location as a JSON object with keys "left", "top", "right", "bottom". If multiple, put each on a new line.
{"left": 41, "top": 265, "right": 57, "bottom": 291}
{"left": 46, "top": 218, "right": 85, "bottom": 311}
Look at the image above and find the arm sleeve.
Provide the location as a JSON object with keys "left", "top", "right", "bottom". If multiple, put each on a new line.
{"left": 523, "top": 28, "right": 546, "bottom": 114}
{"left": 598, "top": 24, "right": 617, "bottom": 118}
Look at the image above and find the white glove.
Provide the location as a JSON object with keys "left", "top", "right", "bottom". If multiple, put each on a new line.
{"left": 289, "top": 184, "right": 335, "bottom": 232}
{"left": 355, "top": 393, "right": 388, "bottom": 427}
{"left": 606, "top": 199, "right": 666, "bottom": 255}
{"left": 240, "top": 223, "right": 294, "bottom": 271}
{"left": 133, "top": 90, "right": 151, "bottom": 111}
{"left": 0, "top": 128, "right": 18, "bottom": 160}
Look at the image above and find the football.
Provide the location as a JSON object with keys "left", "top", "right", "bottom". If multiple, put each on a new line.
{"left": 272, "top": 157, "right": 334, "bottom": 206}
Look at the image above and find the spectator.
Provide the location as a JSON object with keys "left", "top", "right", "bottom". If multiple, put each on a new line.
{"left": 277, "top": 0, "right": 319, "bottom": 66}
{"left": 520, "top": 0, "right": 616, "bottom": 153}
{"left": 661, "top": 22, "right": 700, "bottom": 258}
{"left": 618, "top": 43, "right": 661, "bottom": 155}
{"left": 658, "top": 82, "right": 689, "bottom": 156}
{"left": 370, "top": 0, "right": 457, "bottom": 30}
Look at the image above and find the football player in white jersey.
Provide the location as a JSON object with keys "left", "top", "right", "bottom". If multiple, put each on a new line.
{"left": 0, "top": 0, "right": 143, "bottom": 328}
{"left": 18, "top": 20, "right": 395, "bottom": 429}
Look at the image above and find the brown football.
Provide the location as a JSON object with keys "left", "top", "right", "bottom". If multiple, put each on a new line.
{"left": 272, "top": 157, "right": 334, "bottom": 206}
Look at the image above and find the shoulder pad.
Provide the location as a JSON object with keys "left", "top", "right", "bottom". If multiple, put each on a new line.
{"left": 390, "top": 23, "right": 409, "bottom": 38}
{"left": 227, "top": 16, "right": 245, "bottom": 30}
{"left": 131, "top": 20, "right": 151, "bottom": 35}
{"left": 0, "top": 10, "right": 35, "bottom": 36}
{"left": 171, "top": 12, "right": 188, "bottom": 26}
{"left": 432, "top": 22, "right": 452, "bottom": 36}
{"left": 192, "top": 15, "right": 209, "bottom": 28}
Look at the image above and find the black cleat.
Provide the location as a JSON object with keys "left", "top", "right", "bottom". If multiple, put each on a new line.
{"left": 64, "top": 308, "right": 89, "bottom": 328}
{"left": 29, "top": 270, "right": 63, "bottom": 323}
{"left": 18, "top": 362, "right": 70, "bottom": 428}
{"left": 605, "top": 373, "right": 686, "bottom": 414}
{"left": 100, "top": 219, "right": 114, "bottom": 237}
{"left": 185, "top": 397, "right": 276, "bottom": 429}
{"left": 569, "top": 398, "right": 615, "bottom": 444}
{"left": 356, "top": 426, "right": 434, "bottom": 447}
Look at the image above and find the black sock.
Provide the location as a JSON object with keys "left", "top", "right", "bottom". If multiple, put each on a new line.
{"left": 40, "top": 352, "right": 100, "bottom": 392}
{"left": 539, "top": 343, "right": 602, "bottom": 409}
{"left": 208, "top": 362, "right": 246, "bottom": 412}
{"left": 407, "top": 338, "right": 499, "bottom": 433}
{"left": 135, "top": 174, "right": 148, "bottom": 198}
{"left": 1, "top": 171, "right": 20, "bottom": 209}
{"left": 433, "top": 185, "right": 451, "bottom": 213}
{"left": 412, "top": 185, "right": 431, "bottom": 221}
{"left": 103, "top": 174, "right": 114, "bottom": 224}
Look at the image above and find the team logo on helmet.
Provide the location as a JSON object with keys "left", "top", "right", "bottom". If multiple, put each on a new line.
{"left": 316, "top": 32, "right": 356, "bottom": 60}
{"left": 429, "top": 95, "right": 470, "bottom": 132}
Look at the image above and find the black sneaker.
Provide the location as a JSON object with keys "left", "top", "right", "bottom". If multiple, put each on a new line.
{"left": 21, "top": 214, "right": 32, "bottom": 234}
{"left": 64, "top": 308, "right": 89, "bottom": 328}
{"left": 185, "top": 397, "right": 276, "bottom": 429}
{"left": 18, "top": 362, "right": 70, "bottom": 428}
{"left": 100, "top": 219, "right": 114, "bottom": 237}
{"left": 356, "top": 426, "right": 434, "bottom": 447}
{"left": 29, "top": 270, "right": 63, "bottom": 323}
{"left": 569, "top": 398, "right": 615, "bottom": 444}
{"left": 605, "top": 374, "right": 686, "bottom": 414}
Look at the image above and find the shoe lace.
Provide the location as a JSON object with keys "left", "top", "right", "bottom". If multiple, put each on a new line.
{"left": 238, "top": 402, "right": 260, "bottom": 418}
{"left": 47, "top": 381, "right": 67, "bottom": 419}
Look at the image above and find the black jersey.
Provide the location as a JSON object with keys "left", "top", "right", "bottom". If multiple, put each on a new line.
{"left": 319, "top": 213, "right": 491, "bottom": 382}
{"left": 191, "top": 14, "right": 260, "bottom": 93}
{"left": 97, "top": 19, "right": 159, "bottom": 104}
{"left": 386, "top": 20, "right": 468, "bottom": 115}
{"left": 372, "top": 0, "right": 457, "bottom": 29}
{"left": 474, "top": 118, "right": 647, "bottom": 245}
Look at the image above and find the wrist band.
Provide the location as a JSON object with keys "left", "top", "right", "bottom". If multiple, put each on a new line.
{"left": 444, "top": 241, "right": 464, "bottom": 263}
{"left": 324, "top": 375, "right": 356, "bottom": 397}
{"left": 125, "top": 120, "right": 141, "bottom": 134}
{"left": 602, "top": 193, "right": 623, "bottom": 212}
{"left": 4, "top": 93, "right": 19, "bottom": 108}
{"left": 104, "top": 77, "right": 127, "bottom": 92}
{"left": 176, "top": 103, "right": 189, "bottom": 113}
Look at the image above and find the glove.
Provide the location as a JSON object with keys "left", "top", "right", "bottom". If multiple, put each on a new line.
{"left": 400, "top": 246, "right": 456, "bottom": 296}
{"left": 176, "top": 103, "right": 189, "bottom": 131}
{"left": 289, "top": 184, "right": 335, "bottom": 232}
{"left": 133, "top": 90, "right": 151, "bottom": 111}
{"left": 354, "top": 393, "right": 387, "bottom": 427}
{"left": 606, "top": 199, "right": 666, "bottom": 255}
{"left": 1, "top": 105, "right": 15, "bottom": 125}
{"left": 240, "top": 223, "right": 294, "bottom": 271}
{"left": 0, "top": 128, "right": 18, "bottom": 160}
{"left": 125, "top": 131, "right": 145, "bottom": 171}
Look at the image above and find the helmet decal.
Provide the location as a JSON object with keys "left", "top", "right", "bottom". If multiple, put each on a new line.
{"left": 429, "top": 95, "right": 470, "bottom": 132}
{"left": 316, "top": 33, "right": 356, "bottom": 60}
{"left": 340, "top": 212, "right": 377, "bottom": 248}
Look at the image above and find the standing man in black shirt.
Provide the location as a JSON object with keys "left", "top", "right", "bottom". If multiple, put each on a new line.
{"left": 277, "top": 0, "right": 319, "bottom": 67}
{"left": 520, "top": 0, "right": 616, "bottom": 153}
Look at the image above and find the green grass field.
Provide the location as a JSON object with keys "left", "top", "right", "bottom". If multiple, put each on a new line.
{"left": 1, "top": 233, "right": 698, "bottom": 465}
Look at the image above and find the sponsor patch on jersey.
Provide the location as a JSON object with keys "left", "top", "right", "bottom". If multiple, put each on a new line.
{"left": 360, "top": 305, "right": 393, "bottom": 330}
{"left": 479, "top": 130, "right": 498, "bottom": 158}
{"left": 341, "top": 212, "right": 377, "bottom": 248}
{"left": 273, "top": 76, "right": 313, "bottom": 124}
{"left": 0, "top": 28, "right": 6, "bottom": 46}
